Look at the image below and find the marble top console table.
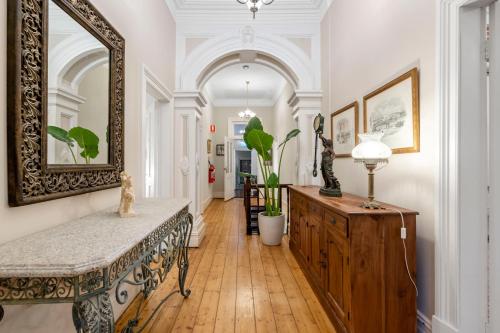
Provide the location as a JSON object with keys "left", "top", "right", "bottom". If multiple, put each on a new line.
{"left": 0, "top": 198, "right": 192, "bottom": 333}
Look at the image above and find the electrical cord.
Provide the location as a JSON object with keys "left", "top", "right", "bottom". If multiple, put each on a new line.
{"left": 382, "top": 206, "right": 419, "bottom": 297}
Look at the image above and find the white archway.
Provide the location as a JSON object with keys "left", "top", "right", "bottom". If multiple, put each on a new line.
{"left": 177, "top": 30, "right": 318, "bottom": 91}
{"left": 174, "top": 29, "right": 322, "bottom": 247}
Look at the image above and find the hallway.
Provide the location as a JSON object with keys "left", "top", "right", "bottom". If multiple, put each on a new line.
{"left": 116, "top": 199, "right": 336, "bottom": 332}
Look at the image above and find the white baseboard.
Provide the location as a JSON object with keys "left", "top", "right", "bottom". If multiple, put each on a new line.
{"left": 201, "top": 196, "right": 213, "bottom": 212}
{"left": 417, "top": 311, "right": 432, "bottom": 333}
{"left": 213, "top": 191, "right": 224, "bottom": 199}
{"left": 432, "top": 315, "right": 458, "bottom": 333}
{"left": 188, "top": 215, "right": 206, "bottom": 248}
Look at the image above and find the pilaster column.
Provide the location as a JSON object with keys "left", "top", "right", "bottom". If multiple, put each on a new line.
{"left": 288, "top": 91, "right": 322, "bottom": 186}
{"left": 174, "top": 91, "right": 207, "bottom": 247}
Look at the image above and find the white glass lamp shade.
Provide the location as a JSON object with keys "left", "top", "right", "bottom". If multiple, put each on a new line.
{"left": 238, "top": 108, "right": 256, "bottom": 119}
{"left": 351, "top": 132, "right": 392, "bottom": 164}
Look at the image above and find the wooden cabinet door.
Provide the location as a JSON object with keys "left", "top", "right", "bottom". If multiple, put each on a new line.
{"left": 289, "top": 198, "right": 299, "bottom": 246}
{"left": 299, "top": 212, "right": 309, "bottom": 263}
{"left": 324, "top": 225, "right": 350, "bottom": 326}
{"left": 309, "top": 216, "right": 324, "bottom": 286}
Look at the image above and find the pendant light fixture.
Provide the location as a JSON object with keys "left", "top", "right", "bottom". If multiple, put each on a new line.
{"left": 239, "top": 81, "right": 256, "bottom": 119}
{"left": 237, "top": 0, "right": 275, "bottom": 19}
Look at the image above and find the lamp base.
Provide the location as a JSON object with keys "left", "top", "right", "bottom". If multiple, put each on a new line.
{"left": 360, "top": 200, "right": 382, "bottom": 210}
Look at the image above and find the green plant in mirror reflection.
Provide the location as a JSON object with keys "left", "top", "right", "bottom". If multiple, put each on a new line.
{"left": 48, "top": 126, "right": 100, "bottom": 164}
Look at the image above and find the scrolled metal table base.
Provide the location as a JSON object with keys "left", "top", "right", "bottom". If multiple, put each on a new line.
{"left": 0, "top": 210, "right": 193, "bottom": 333}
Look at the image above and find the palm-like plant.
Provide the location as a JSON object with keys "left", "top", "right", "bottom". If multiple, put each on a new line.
{"left": 243, "top": 117, "right": 300, "bottom": 217}
{"left": 47, "top": 126, "right": 100, "bottom": 164}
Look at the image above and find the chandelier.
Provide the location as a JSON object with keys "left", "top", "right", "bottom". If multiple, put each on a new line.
{"left": 239, "top": 81, "right": 256, "bottom": 119}
{"left": 237, "top": 0, "right": 275, "bottom": 19}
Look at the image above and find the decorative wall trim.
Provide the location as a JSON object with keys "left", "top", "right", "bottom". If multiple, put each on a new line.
{"left": 164, "top": 0, "right": 333, "bottom": 24}
{"left": 435, "top": 0, "right": 489, "bottom": 332}
{"left": 142, "top": 65, "right": 174, "bottom": 102}
{"left": 174, "top": 91, "right": 207, "bottom": 247}
{"left": 288, "top": 92, "right": 322, "bottom": 186}
{"left": 189, "top": 215, "right": 206, "bottom": 248}
{"left": 177, "top": 32, "right": 317, "bottom": 91}
{"left": 435, "top": 0, "right": 468, "bottom": 329}
{"left": 140, "top": 64, "right": 175, "bottom": 198}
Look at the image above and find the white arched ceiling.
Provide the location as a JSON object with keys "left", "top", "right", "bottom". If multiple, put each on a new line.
{"left": 177, "top": 30, "right": 317, "bottom": 92}
{"left": 204, "top": 62, "right": 287, "bottom": 107}
{"left": 48, "top": 33, "right": 109, "bottom": 92}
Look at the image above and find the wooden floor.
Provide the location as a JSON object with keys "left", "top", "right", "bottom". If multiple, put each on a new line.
{"left": 116, "top": 199, "right": 336, "bottom": 333}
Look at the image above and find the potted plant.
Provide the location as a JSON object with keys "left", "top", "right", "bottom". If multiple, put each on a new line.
{"left": 243, "top": 117, "right": 300, "bottom": 246}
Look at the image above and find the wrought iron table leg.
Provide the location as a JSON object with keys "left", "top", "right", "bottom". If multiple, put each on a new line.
{"left": 72, "top": 293, "right": 114, "bottom": 333}
{"left": 178, "top": 214, "right": 192, "bottom": 297}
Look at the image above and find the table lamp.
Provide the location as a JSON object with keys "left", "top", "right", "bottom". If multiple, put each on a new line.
{"left": 351, "top": 132, "right": 392, "bottom": 209}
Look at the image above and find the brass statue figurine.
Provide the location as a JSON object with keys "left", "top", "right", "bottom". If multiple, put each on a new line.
{"left": 313, "top": 114, "right": 342, "bottom": 197}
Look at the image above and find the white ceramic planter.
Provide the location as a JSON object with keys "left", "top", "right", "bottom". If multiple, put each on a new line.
{"left": 258, "top": 212, "right": 285, "bottom": 246}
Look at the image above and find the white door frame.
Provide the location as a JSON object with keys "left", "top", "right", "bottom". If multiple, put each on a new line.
{"left": 227, "top": 117, "right": 249, "bottom": 139}
{"left": 435, "top": 1, "right": 492, "bottom": 332}
{"left": 140, "top": 64, "right": 174, "bottom": 198}
{"left": 488, "top": 3, "right": 500, "bottom": 332}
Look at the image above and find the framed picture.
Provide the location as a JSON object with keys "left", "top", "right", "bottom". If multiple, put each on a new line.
{"left": 363, "top": 68, "right": 420, "bottom": 154}
{"left": 331, "top": 102, "right": 359, "bottom": 157}
{"left": 216, "top": 144, "right": 224, "bottom": 156}
{"left": 207, "top": 139, "right": 212, "bottom": 154}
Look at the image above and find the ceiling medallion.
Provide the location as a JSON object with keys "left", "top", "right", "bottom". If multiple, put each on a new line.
{"left": 237, "top": 0, "right": 275, "bottom": 19}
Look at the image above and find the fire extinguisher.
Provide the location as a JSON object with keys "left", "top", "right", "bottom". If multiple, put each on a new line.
{"left": 208, "top": 161, "right": 216, "bottom": 184}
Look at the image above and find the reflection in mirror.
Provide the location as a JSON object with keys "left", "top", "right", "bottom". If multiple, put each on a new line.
{"left": 47, "top": 0, "right": 110, "bottom": 165}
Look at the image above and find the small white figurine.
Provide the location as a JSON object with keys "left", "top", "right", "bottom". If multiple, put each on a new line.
{"left": 118, "top": 171, "right": 136, "bottom": 218}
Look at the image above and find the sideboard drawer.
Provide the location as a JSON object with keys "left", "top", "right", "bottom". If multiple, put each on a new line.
{"left": 324, "top": 209, "right": 348, "bottom": 237}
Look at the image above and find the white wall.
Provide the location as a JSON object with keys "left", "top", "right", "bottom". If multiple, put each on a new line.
{"left": 273, "top": 82, "right": 297, "bottom": 185}
{"left": 321, "top": 0, "right": 436, "bottom": 323}
{"left": 0, "top": 0, "right": 176, "bottom": 331}
{"left": 78, "top": 64, "right": 109, "bottom": 164}
{"left": 211, "top": 107, "right": 275, "bottom": 197}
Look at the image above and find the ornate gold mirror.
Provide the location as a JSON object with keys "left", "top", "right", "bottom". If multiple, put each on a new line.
{"left": 7, "top": 0, "right": 125, "bottom": 206}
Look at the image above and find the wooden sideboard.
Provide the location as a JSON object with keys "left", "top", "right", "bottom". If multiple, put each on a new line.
{"left": 289, "top": 186, "right": 418, "bottom": 333}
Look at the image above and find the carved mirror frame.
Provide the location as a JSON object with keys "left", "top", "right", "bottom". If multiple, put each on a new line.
{"left": 7, "top": 0, "right": 125, "bottom": 206}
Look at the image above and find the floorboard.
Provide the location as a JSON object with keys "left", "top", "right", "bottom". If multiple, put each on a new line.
{"left": 115, "top": 199, "right": 336, "bottom": 333}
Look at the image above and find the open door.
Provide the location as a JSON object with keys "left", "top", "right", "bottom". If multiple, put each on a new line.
{"left": 224, "top": 137, "right": 235, "bottom": 201}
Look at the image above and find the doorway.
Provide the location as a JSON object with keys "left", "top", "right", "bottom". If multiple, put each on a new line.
{"left": 141, "top": 66, "right": 173, "bottom": 199}
{"left": 234, "top": 141, "right": 251, "bottom": 198}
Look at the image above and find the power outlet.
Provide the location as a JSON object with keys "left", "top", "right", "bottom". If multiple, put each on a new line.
{"left": 401, "top": 227, "right": 407, "bottom": 239}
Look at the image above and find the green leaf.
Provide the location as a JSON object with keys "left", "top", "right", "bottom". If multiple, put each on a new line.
{"left": 245, "top": 129, "right": 273, "bottom": 161}
{"left": 278, "top": 129, "right": 301, "bottom": 147}
{"left": 239, "top": 172, "right": 254, "bottom": 178}
{"left": 267, "top": 172, "right": 279, "bottom": 188}
{"left": 68, "top": 127, "right": 100, "bottom": 160}
{"left": 47, "top": 126, "right": 74, "bottom": 146}
{"left": 244, "top": 117, "right": 263, "bottom": 150}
